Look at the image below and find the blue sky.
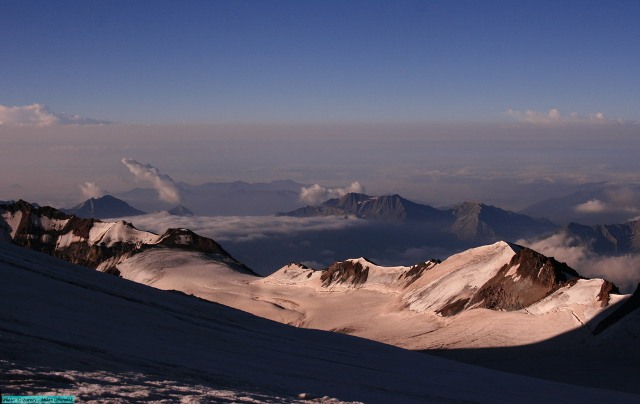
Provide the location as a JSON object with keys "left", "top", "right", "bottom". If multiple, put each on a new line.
{"left": 2, "top": 0, "right": 639, "bottom": 124}
{"left": 1, "top": 1, "right": 640, "bottom": 210}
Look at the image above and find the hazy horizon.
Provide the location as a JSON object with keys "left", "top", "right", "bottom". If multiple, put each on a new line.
{"left": 1, "top": 122, "right": 639, "bottom": 215}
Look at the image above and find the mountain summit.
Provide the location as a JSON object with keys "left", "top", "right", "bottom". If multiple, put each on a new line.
{"left": 64, "top": 195, "right": 145, "bottom": 219}
{"left": 449, "top": 201, "right": 557, "bottom": 241}
{"left": 281, "top": 193, "right": 451, "bottom": 223}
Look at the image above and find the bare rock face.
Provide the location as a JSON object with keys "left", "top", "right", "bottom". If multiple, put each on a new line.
{"left": 469, "top": 247, "right": 582, "bottom": 311}
{"left": 321, "top": 260, "right": 370, "bottom": 287}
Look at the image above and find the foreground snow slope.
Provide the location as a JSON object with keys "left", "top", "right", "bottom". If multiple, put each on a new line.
{"left": 1, "top": 242, "right": 637, "bottom": 403}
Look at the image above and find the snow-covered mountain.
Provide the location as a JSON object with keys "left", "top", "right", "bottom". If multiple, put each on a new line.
{"left": 4, "top": 241, "right": 637, "bottom": 402}
{"left": 281, "top": 192, "right": 558, "bottom": 242}
{"left": 0, "top": 200, "right": 252, "bottom": 275}
{"left": 63, "top": 194, "right": 146, "bottom": 219}
{"left": 0, "top": 200, "right": 627, "bottom": 352}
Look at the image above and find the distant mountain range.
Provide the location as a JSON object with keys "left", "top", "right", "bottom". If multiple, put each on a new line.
{"left": 559, "top": 219, "right": 640, "bottom": 254}
{"left": 116, "top": 179, "right": 308, "bottom": 215}
{"left": 521, "top": 183, "right": 640, "bottom": 225}
{"left": 281, "top": 193, "right": 558, "bottom": 243}
{"left": 63, "top": 195, "right": 198, "bottom": 219}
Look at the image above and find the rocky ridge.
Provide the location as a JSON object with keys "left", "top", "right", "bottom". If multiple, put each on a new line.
{"left": 0, "top": 200, "right": 252, "bottom": 274}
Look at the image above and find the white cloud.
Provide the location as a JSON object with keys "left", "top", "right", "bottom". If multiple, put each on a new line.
{"left": 0, "top": 103, "right": 109, "bottom": 126}
{"left": 506, "top": 108, "right": 616, "bottom": 125}
{"left": 575, "top": 199, "right": 608, "bottom": 213}
{"left": 113, "top": 212, "right": 367, "bottom": 243}
{"left": 121, "top": 158, "right": 181, "bottom": 204}
{"left": 573, "top": 189, "right": 640, "bottom": 217}
{"left": 519, "top": 232, "right": 640, "bottom": 293}
{"left": 299, "top": 181, "right": 365, "bottom": 205}
{"left": 0, "top": 104, "right": 58, "bottom": 126}
{"left": 79, "top": 182, "right": 105, "bottom": 199}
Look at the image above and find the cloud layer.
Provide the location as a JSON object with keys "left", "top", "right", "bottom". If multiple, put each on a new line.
{"left": 299, "top": 181, "right": 365, "bottom": 205}
{"left": 506, "top": 108, "right": 616, "bottom": 125}
{"left": 121, "top": 158, "right": 181, "bottom": 204}
{"left": 0, "top": 103, "right": 109, "bottom": 126}
{"left": 116, "top": 212, "right": 367, "bottom": 243}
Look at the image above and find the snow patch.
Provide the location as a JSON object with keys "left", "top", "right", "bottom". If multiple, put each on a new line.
{"left": 56, "top": 232, "right": 86, "bottom": 248}
{"left": 506, "top": 263, "right": 521, "bottom": 282}
{"left": 1, "top": 211, "right": 22, "bottom": 238}
{"left": 88, "top": 221, "right": 159, "bottom": 247}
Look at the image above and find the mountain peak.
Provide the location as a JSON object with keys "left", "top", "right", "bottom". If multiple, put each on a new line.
{"left": 167, "top": 205, "right": 194, "bottom": 216}
{"left": 284, "top": 192, "right": 449, "bottom": 224}
{"left": 65, "top": 195, "right": 145, "bottom": 219}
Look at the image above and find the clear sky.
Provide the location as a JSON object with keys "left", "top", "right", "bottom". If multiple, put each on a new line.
{"left": 1, "top": 1, "right": 639, "bottom": 210}
{"left": 2, "top": 0, "right": 639, "bottom": 124}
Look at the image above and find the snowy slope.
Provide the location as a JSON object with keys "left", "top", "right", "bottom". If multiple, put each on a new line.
{"left": 108, "top": 239, "right": 627, "bottom": 352}
{"left": 403, "top": 241, "right": 518, "bottom": 314}
{"left": 2, "top": 241, "right": 638, "bottom": 403}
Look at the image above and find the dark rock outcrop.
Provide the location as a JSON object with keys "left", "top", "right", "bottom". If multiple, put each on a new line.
{"left": 468, "top": 247, "right": 582, "bottom": 312}
{"left": 321, "top": 260, "right": 370, "bottom": 287}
